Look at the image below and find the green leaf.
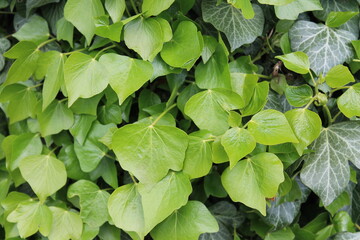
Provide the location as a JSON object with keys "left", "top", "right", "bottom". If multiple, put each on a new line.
{"left": 25, "top": 0, "right": 60, "bottom": 17}
{"left": 124, "top": 17, "right": 168, "bottom": 61}
{"left": 58, "top": 145, "right": 89, "bottom": 180}
{"left": 231, "top": 73, "right": 258, "bottom": 106}
{"left": 183, "top": 136, "right": 213, "bottom": 179}
{"left": 184, "top": 89, "right": 244, "bottom": 135}
{"left": 258, "top": 0, "right": 295, "bottom": 5}
{"left": 227, "top": 0, "right": 255, "bottom": 19}
{"left": 195, "top": 44, "right": 231, "bottom": 89}
{"left": 70, "top": 115, "right": 96, "bottom": 145}
{"left": 161, "top": 21, "right": 203, "bottom": 70}
{"left": 275, "top": 52, "right": 310, "bottom": 74}
{"left": 221, "top": 127, "right": 256, "bottom": 168}
{"left": 112, "top": 123, "right": 188, "bottom": 183}
{"left": 222, "top": 152, "right": 284, "bottom": 215}
{"left": 41, "top": 51, "right": 66, "bottom": 110}
{"left": 285, "top": 85, "right": 313, "bottom": 107}
{"left": 265, "top": 198, "right": 301, "bottom": 230}
{"left": 151, "top": 201, "right": 219, "bottom": 240}
{"left": 90, "top": 157, "right": 118, "bottom": 188}
{"left": 285, "top": 109, "right": 322, "bottom": 155}
{"left": 241, "top": 81, "right": 269, "bottom": 116}
{"left": 326, "top": 11, "right": 359, "bottom": 28}
{"left": 274, "top": 0, "right": 323, "bottom": 20}
{"left": 264, "top": 228, "right": 295, "bottom": 240}
{"left": 38, "top": 100, "right": 74, "bottom": 136}
{"left": 337, "top": 83, "right": 360, "bottom": 118}
{"left": 70, "top": 94, "right": 103, "bottom": 116}
{"left": 13, "top": 15, "right": 49, "bottom": 44}
{"left": 7, "top": 200, "right": 52, "bottom": 238}
{"left": 56, "top": 18, "right": 74, "bottom": 47}
{"left": 300, "top": 121, "right": 360, "bottom": 206}
{"left": 289, "top": 20, "right": 356, "bottom": 74}
{"left": 334, "top": 232, "right": 360, "bottom": 240}
{"left": 201, "top": 35, "right": 218, "bottom": 64}
{"left": 98, "top": 104, "right": 122, "bottom": 124}
{"left": 142, "top": 0, "right": 175, "bottom": 17}
{"left": 105, "top": 0, "right": 125, "bottom": 23}
{"left": 202, "top": 0, "right": 264, "bottom": 51}
{"left": 64, "top": 52, "right": 109, "bottom": 106}
{"left": 325, "top": 65, "right": 355, "bottom": 88}
{"left": 19, "top": 155, "right": 67, "bottom": 201}
{"left": 95, "top": 17, "right": 123, "bottom": 42}
{"left": 247, "top": 109, "right": 298, "bottom": 145}
{"left": 99, "top": 53, "right": 153, "bottom": 104}
{"left": 67, "top": 180, "right": 110, "bottom": 227}
{"left": 64, "top": 0, "right": 105, "bottom": 45}
{"left": 48, "top": 207, "right": 83, "bottom": 240}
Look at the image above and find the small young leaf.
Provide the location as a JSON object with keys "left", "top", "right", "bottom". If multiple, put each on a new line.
{"left": 142, "top": 0, "right": 175, "bottom": 17}
{"left": 325, "top": 65, "right": 355, "bottom": 88}
{"left": 337, "top": 83, "right": 360, "bottom": 118}
{"left": 326, "top": 11, "right": 359, "bottom": 28}
{"left": 276, "top": 52, "right": 310, "bottom": 74}
{"left": 105, "top": 0, "right": 125, "bottom": 23}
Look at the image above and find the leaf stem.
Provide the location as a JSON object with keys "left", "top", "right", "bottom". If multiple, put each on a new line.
{"left": 114, "top": 43, "right": 133, "bottom": 56}
{"left": 105, "top": 154, "right": 117, "bottom": 161}
{"left": 353, "top": 59, "right": 360, "bottom": 62}
{"left": 37, "top": 38, "right": 57, "bottom": 49}
{"left": 151, "top": 103, "right": 177, "bottom": 126}
{"left": 129, "top": 173, "right": 138, "bottom": 184}
{"left": 94, "top": 44, "right": 116, "bottom": 59}
{"left": 59, "top": 98, "right": 68, "bottom": 103}
{"left": 329, "top": 86, "right": 350, "bottom": 95}
{"left": 331, "top": 111, "right": 342, "bottom": 123}
{"left": 129, "top": 0, "right": 139, "bottom": 14}
{"left": 0, "top": 11, "right": 15, "bottom": 14}
{"left": 323, "top": 105, "right": 332, "bottom": 126}
{"left": 309, "top": 71, "right": 319, "bottom": 94}
{"left": 255, "top": 74, "right": 271, "bottom": 79}
{"left": 48, "top": 146, "right": 60, "bottom": 155}
{"left": 125, "top": 4, "right": 131, "bottom": 17}
{"left": 63, "top": 48, "right": 86, "bottom": 56}
{"left": 28, "top": 83, "right": 43, "bottom": 89}
{"left": 303, "top": 97, "right": 315, "bottom": 109}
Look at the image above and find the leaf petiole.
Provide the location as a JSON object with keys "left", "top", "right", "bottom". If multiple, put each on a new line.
{"left": 94, "top": 44, "right": 116, "bottom": 59}
{"left": 37, "top": 38, "right": 57, "bottom": 49}
{"left": 151, "top": 103, "right": 177, "bottom": 126}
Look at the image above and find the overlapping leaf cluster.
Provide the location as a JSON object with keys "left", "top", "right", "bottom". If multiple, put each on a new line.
{"left": 0, "top": 0, "right": 360, "bottom": 239}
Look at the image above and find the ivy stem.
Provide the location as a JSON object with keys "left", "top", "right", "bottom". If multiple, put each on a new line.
{"left": 303, "top": 97, "right": 315, "bottom": 109}
{"left": 63, "top": 48, "right": 86, "bottom": 56}
{"left": 323, "top": 105, "right": 332, "bottom": 126}
{"left": 105, "top": 154, "right": 117, "bottom": 161}
{"left": 125, "top": 4, "right": 131, "bottom": 17}
{"left": 48, "top": 146, "right": 60, "bottom": 155}
{"left": 151, "top": 103, "right": 177, "bottom": 126}
{"left": 331, "top": 111, "right": 342, "bottom": 123}
{"left": 28, "top": 83, "right": 43, "bottom": 89}
{"left": 255, "top": 74, "right": 271, "bottom": 79}
{"left": 37, "top": 38, "right": 57, "bottom": 49}
{"left": 59, "top": 98, "right": 68, "bottom": 103}
{"left": 353, "top": 59, "right": 360, "bottom": 62}
{"left": 94, "top": 44, "right": 116, "bottom": 59}
{"left": 309, "top": 71, "right": 319, "bottom": 94}
{"left": 129, "top": 173, "right": 138, "bottom": 184}
{"left": 242, "top": 120, "right": 251, "bottom": 129}
{"left": 0, "top": 11, "right": 15, "bottom": 14}
{"left": 203, "top": 138, "right": 216, "bottom": 142}
{"left": 329, "top": 86, "right": 350, "bottom": 96}
{"left": 115, "top": 43, "right": 133, "bottom": 56}
{"left": 129, "top": 0, "right": 139, "bottom": 14}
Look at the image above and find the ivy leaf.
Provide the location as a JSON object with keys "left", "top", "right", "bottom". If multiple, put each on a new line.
{"left": 70, "top": 115, "right": 96, "bottom": 145}
{"left": 275, "top": 52, "right": 310, "bottom": 74}
{"left": 241, "top": 81, "right": 269, "bottom": 116}
{"left": 334, "top": 232, "right": 360, "bottom": 240}
{"left": 285, "top": 85, "right": 313, "bottom": 107}
{"left": 202, "top": 0, "right": 264, "bottom": 51}
{"left": 67, "top": 180, "right": 110, "bottom": 227}
{"left": 325, "top": 65, "right": 355, "bottom": 88}
{"left": 274, "top": 0, "right": 323, "bottom": 20}
{"left": 227, "top": 0, "right": 255, "bottom": 19}
{"left": 142, "top": 0, "right": 175, "bottom": 17}
{"left": 247, "top": 109, "right": 299, "bottom": 145}
{"left": 222, "top": 152, "right": 284, "bottom": 215}
{"left": 258, "top": 0, "right": 295, "bottom": 5}
{"left": 285, "top": 109, "right": 322, "bottom": 155}
{"left": 221, "top": 127, "right": 256, "bottom": 168}
{"left": 195, "top": 44, "right": 231, "bottom": 90}
{"left": 58, "top": 145, "right": 89, "bottom": 180}
{"left": 64, "top": 52, "right": 109, "bottom": 106}
{"left": 38, "top": 100, "right": 74, "bottom": 136}
{"left": 151, "top": 201, "right": 219, "bottom": 240}
{"left": 19, "top": 155, "right": 67, "bottom": 202}
{"left": 183, "top": 136, "right": 213, "bottom": 179}
{"left": 105, "top": 0, "right": 125, "bottom": 23}
{"left": 95, "top": 17, "right": 123, "bottom": 42}
{"left": 161, "top": 21, "right": 203, "bottom": 70}
{"left": 289, "top": 20, "right": 356, "bottom": 75}
{"left": 64, "top": 0, "right": 104, "bottom": 45}
{"left": 184, "top": 89, "right": 244, "bottom": 135}
{"left": 13, "top": 15, "right": 49, "bottom": 44}
{"left": 99, "top": 53, "right": 153, "bottom": 105}
{"left": 112, "top": 123, "right": 188, "bottom": 183}
{"left": 25, "top": 0, "right": 60, "bottom": 17}
{"left": 337, "top": 83, "right": 360, "bottom": 118}
{"left": 264, "top": 199, "right": 301, "bottom": 230}
{"left": 48, "top": 207, "right": 83, "bottom": 240}
{"left": 300, "top": 122, "right": 360, "bottom": 206}
{"left": 7, "top": 200, "right": 52, "bottom": 238}
{"left": 326, "top": 11, "right": 359, "bottom": 28}
{"left": 56, "top": 18, "right": 74, "bottom": 47}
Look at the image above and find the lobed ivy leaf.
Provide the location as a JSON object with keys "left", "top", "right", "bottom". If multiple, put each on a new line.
{"left": 48, "top": 207, "right": 83, "bottom": 240}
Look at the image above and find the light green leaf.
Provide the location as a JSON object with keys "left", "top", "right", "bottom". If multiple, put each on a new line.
{"left": 289, "top": 20, "right": 356, "bottom": 75}
{"left": 184, "top": 89, "right": 244, "bottom": 135}
{"left": 64, "top": 52, "right": 109, "bottom": 106}
{"left": 221, "top": 127, "right": 256, "bottom": 168}
{"left": 56, "top": 18, "right": 74, "bottom": 47}
{"left": 67, "top": 180, "right": 110, "bottom": 227}
{"left": 124, "top": 17, "right": 167, "bottom": 61}
{"left": 19, "top": 155, "right": 67, "bottom": 201}
{"left": 227, "top": 0, "right": 255, "bottom": 19}
{"left": 326, "top": 11, "right": 359, "bottom": 28}
{"left": 112, "top": 123, "right": 188, "bottom": 183}
{"left": 151, "top": 201, "right": 219, "bottom": 240}
{"left": 90, "top": 157, "right": 118, "bottom": 188}
{"left": 183, "top": 136, "right": 213, "bottom": 179}
{"left": 241, "top": 81, "right": 269, "bottom": 116}
{"left": 99, "top": 53, "right": 153, "bottom": 104}
{"left": 95, "top": 17, "right": 123, "bottom": 42}
{"left": 58, "top": 145, "right": 89, "bottom": 180}
{"left": 70, "top": 115, "right": 96, "bottom": 145}
{"left": 258, "top": 0, "right": 295, "bottom": 5}
{"left": 222, "top": 153, "right": 284, "bottom": 215}
{"left": 247, "top": 109, "right": 298, "bottom": 145}
{"left": 38, "top": 100, "right": 74, "bottom": 136}
{"left": 64, "top": 0, "right": 104, "bottom": 45}
{"left": 142, "top": 0, "right": 175, "bottom": 17}
{"left": 7, "top": 200, "right": 52, "bottom": 238}
{"left": 13, "top": 15, "right": 49, "bottom": 44}
{"left": 231, "top": 73, "right": 258, "bottom": 106}
{"left": 202, "top": 0, "right": 264, "bottom": 51}
{"left": 275, "top": 0, "right": 323, "bottom": 20}
{"left": 264, "top": 228, "right": 295, "bottom": 240}
{"left": 337, "top": 83, "right": 360, "bottom": 118}
{"left": 41, "top": 51, "right": 66, "bottom": 110}
{"left": 325, "top": 65, "right": 355, "bottom": 88}
{"left": 70, "top": 94, "right": 103, "bottom": 116}
{"left": 98, "top": 104, "right": 122, "bottom": 124}
{"left": 105, "top": 0, "right": 125, "bottom": 23}
{"left": 276, "top": 52, "right": 310, "bottom": 74}
{"left": 201, "top": 35, "right": 218, "bottom": 64}
{"left": 195, "top": 44, "right": 231, "bottom": 90}
{"left": 285, "top": 85, "right": 313, "bottom": 107}
{"left": 48, "top": 207, "right": 83, "bottom": 240}
{"left": 300, "top": 121, "right": 360, "bottom": 206}
{"left": 161, "top": 21, "right": 203, "bottom": 70}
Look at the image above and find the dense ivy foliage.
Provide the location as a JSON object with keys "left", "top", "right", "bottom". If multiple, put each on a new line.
{"left": 1, "top": 0, "right": 360, "bottom": 239}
